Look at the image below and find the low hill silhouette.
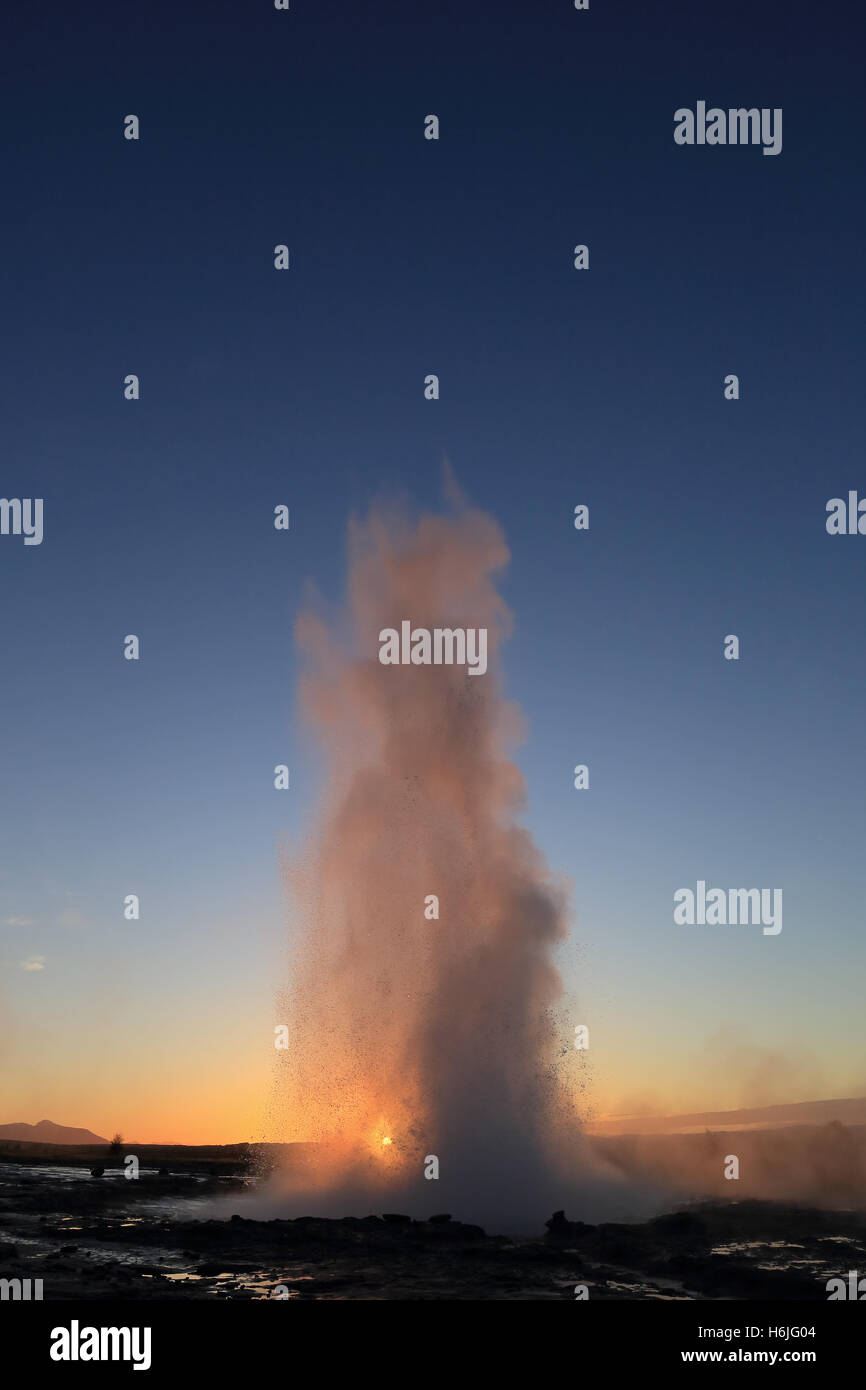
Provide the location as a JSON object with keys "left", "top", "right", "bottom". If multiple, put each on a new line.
{"left": 0, "top": 1119, "right": 109, "bottom": 1145}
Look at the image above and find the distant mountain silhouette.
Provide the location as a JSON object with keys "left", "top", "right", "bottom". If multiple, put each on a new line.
{"left": 0, "top": 1119, "right": 109, "bottom": 1145}
{"left": 589, "top": 1096, "right": 866, "bottom": 1136}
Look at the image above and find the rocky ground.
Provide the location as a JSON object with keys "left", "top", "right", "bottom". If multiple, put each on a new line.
{"left": 1, "top": 1162, "right": 863, "bottom": 1300}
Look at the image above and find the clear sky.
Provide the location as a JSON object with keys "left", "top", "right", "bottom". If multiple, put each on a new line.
{"left": 2, "top": 0, "right": 864, "bottom": 1143}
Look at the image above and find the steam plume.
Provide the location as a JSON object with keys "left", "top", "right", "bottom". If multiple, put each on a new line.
{"left": 268, "top": 488, "right": 637, "bottom": 1230}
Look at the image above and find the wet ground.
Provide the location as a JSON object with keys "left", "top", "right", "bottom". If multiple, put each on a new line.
{"left": 1, "top": 1162, "right": 863, "bottom": 1300}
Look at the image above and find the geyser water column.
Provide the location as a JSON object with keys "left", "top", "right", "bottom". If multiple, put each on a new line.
{"left": 271, "top": 490, "right": 613, "bottom": 1230}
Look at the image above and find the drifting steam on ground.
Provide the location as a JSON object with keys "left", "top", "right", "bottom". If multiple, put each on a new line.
{"left": 251, "top": 485, "right": 649, "bottom": 1232}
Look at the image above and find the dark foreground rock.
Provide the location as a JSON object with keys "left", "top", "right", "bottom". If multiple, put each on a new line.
{"left": 0, "top": 1163, "right": 863, "bottom": 1300}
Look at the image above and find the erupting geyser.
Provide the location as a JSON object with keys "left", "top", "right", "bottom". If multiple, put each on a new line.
{"left": 266, "top": 484, "right": 634, "bottom": 1231}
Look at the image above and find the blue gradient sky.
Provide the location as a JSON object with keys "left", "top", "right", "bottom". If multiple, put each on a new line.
{"left": 1, "top": 0, "right": 864, "bottom": 1140}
